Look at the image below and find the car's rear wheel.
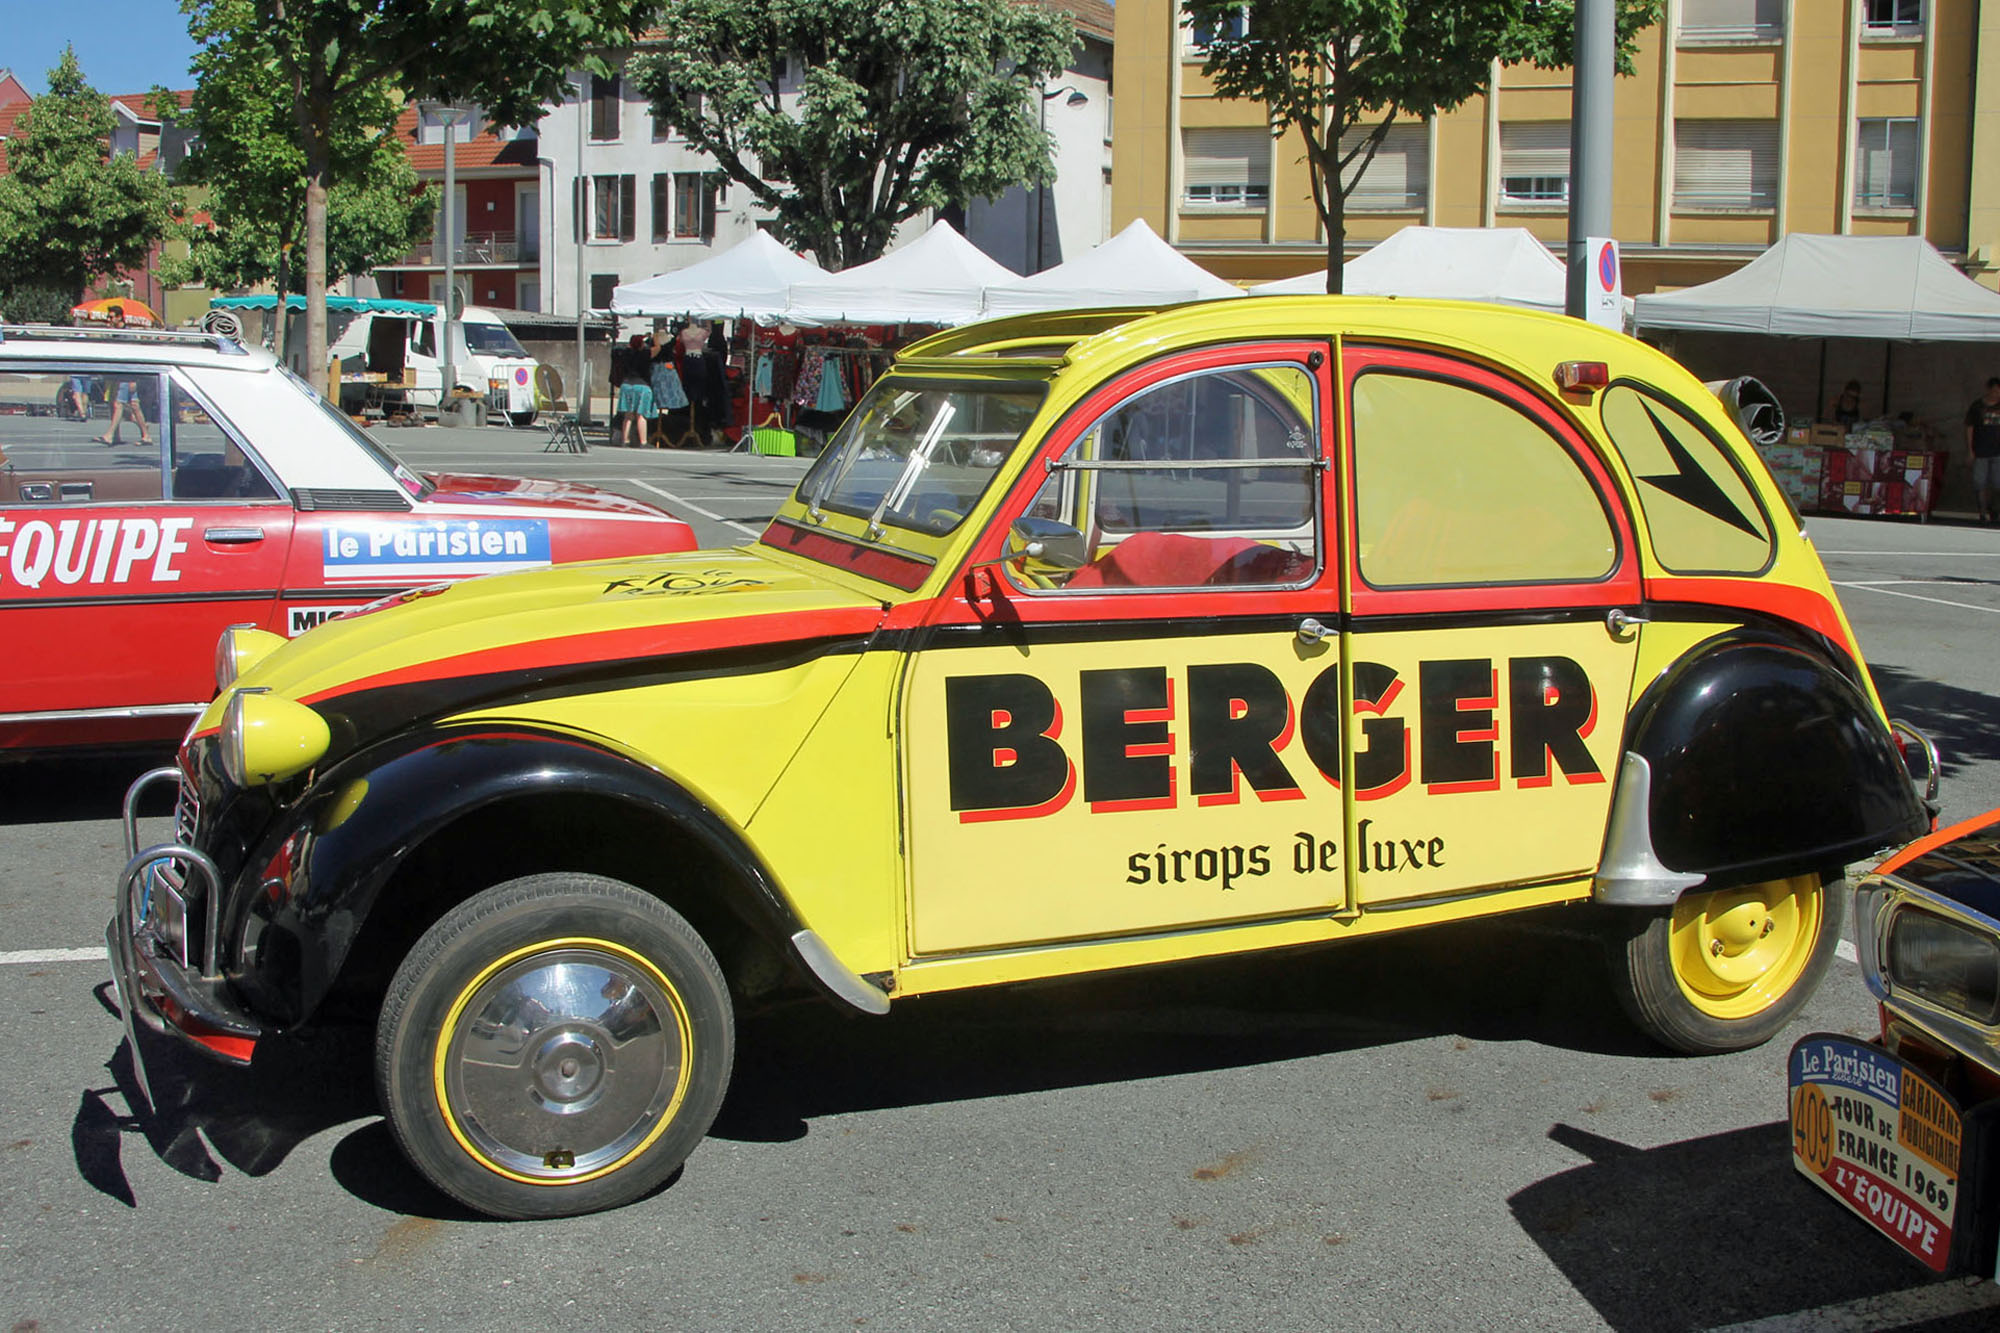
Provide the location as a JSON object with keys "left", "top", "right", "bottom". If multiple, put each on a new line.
{"left": 1610, "top": 873, "right": 1842, "bottom": 1055}
{"left": 376, "top": 873, "right": 733, "bottom": 1219}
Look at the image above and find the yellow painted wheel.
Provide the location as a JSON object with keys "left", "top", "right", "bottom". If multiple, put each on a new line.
{"left": 1612, "top": 874, "right": 1842, "bottom": 1055}
{"left": 377, "top": 873, "right": 733, "bottom": 1219}
{"left": 1667, "top": 875, "right": 1823, "bottom": 1020}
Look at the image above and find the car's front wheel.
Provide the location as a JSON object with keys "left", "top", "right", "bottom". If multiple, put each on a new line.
{"left": 376, "top": 873, "right": 734, "bottom": 1219}
{"left": 1609, "top": 873, "right": 1842, "bottom": 1055}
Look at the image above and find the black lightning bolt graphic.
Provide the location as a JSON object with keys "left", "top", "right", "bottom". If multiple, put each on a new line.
{"left": 1634, "top": 400, "right": 1762, "bottom": 538}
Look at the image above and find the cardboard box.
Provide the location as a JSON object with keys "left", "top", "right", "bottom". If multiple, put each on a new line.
{"left": 1786, "top": 424, "right": 1811, "bottom": 444}
{"left": 1810, "top": 421, "right": 1846, "bottom": 445}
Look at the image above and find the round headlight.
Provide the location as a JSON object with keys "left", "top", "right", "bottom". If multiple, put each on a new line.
{"left": 215, "top": 624, "right": 288, "bottom": 692}
{"left": 219, "top": 688, "right": 331, "bottom": 787}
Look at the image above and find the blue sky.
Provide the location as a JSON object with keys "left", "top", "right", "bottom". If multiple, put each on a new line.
{"left": 9, "top": 2, "right": 202, "bottom": 97}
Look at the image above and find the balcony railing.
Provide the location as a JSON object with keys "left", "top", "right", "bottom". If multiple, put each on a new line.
{"left": 399, "top": 232, "right": 539, "bottom": 266}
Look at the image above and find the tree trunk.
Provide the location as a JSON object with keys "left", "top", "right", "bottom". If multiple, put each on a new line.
{"left": 304, "top": 161, "right": 328, "bottom": 381}
{"left": 272, "top": 245, "right": 289, "bottom": 363}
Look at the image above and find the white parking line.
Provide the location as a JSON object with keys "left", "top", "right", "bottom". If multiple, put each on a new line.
{"left": 0, "top": 947, "right": 106, "bottom": 965}
{"left": 1836, "top": 940, "right": 1857, "bottom": 964}
{"left": 624, "top": 479, "right": 761, "bottom": 538}
{"left": 1831, "top": 581, "right": 2000, "bottom": 615}
{"left": 1705, "top": 1277, "right": 2000, "bottom": 1332}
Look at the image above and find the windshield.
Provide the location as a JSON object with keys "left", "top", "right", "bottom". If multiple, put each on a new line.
{"left": 797, "top": 379, "right": 1045, "bottom": 537}
{"left": 280, "top": 364, "right": 435, "bottom": 499}
{"left": 462, "top": 321, "right": 529, "bottom": 358}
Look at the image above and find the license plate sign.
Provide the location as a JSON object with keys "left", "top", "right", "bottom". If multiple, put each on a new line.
{"left": 1789, "top": 1034, "right": 1963, "bottom": 1272}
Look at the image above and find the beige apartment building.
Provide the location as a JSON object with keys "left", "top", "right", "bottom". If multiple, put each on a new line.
{"left": 1113, "top": 0, "right": 2000, "bottom": 292}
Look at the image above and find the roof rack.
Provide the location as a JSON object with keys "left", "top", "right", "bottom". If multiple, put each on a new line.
{"left": 0, "top": 324, "right": 248, "bottom": 356}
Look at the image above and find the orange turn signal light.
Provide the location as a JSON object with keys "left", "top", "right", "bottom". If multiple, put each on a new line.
{"left": 1554, "top": 361, "right": 1610, "bottom": 393}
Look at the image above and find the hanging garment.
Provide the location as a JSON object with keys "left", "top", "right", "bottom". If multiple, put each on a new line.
{"left": 814, "top": 354, "right": 849, "bottom": 412}
{"left": 792, "top": 347, "right": 826, "bottom": 408}
{"left": 753, "top": 353, "right": 774, "bottom": 398}
{"left": 650, "top": 355, "right": 688, "bottom": 411}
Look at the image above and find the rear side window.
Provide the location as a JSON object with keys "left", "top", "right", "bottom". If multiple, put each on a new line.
{"left": 1600, "top": 384, "right": 1772, "bottom": 575}
{"left": 1352, "top": 371, "right": 1615, "bottom": 588}
{"left": 0, "top": 365, "right": 166, "bottom": 505}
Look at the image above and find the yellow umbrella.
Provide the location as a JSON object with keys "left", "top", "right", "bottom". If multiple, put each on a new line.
{"left": 71, "top": 297, "right": 161, "bottom": 328}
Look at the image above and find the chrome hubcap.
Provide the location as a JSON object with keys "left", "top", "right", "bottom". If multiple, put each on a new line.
{"left": 444, "top": 948, "right": 684, "bottom": 1180}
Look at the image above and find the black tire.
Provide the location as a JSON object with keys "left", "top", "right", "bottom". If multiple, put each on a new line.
{"left": 508, "top": 410, "right": 539, "bottom": 428}
{"left": 376, "top": 873, "right": 734, "bottom": 1219}
{"left": 1609, "top": 873, "right": 1844, "bottom": 1055}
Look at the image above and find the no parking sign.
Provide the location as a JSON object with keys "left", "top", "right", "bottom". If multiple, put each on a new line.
{"left": 1587, "top": 236, "right": 1623, "bottom": 331}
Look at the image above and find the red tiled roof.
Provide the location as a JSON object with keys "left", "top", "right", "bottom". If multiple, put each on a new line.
{"left": 394, "top": 105, "right": 539, "bottom": 174}
{"left": 109, "top": 89, "right": 194, "bottom": 121}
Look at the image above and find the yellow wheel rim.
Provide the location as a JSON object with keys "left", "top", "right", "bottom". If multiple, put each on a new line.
{"left": 432, "top": 936, "right": 695, "bottom": 1187}
{"left": 1668, "top": 874, "right": 1824, "bottom": 1020}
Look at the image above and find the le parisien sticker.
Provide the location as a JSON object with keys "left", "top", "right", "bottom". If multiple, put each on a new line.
{"left": 1788, "top": 1034, "right": 1962, "bottom": 1272}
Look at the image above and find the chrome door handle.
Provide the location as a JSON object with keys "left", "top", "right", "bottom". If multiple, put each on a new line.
{"left": 1297, "top": 616, "right": 1332, "bottom": 645}
{"left": 1606, "top": 607, "right": 1649, "bottom": 637}
{"left": 203, "top": 526, "right": 265, "bottom": 544}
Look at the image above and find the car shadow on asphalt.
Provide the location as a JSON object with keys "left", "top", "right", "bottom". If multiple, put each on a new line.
{"left": 0, "top": 749, "right": 177, "bottom": 825}
{"left": 1510, "top": 1120, "right": 1991, "bottom": 1331}
{"left": 74, "top": 910, "right": 1646, "bottom": 1220}
{"left": 708, "top": 909, "right": 1650, "bottom": 1144}
{"left": 1870, "top": 662, "right": 2000, "bottom": 776}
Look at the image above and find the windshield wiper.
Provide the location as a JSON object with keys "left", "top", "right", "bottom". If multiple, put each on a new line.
{"left": 866, "top": 400, "right": 956, "bottom": 540}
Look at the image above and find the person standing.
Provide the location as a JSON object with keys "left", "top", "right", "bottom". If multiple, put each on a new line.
{"left": 1967, "top": 377, "right": 2000, "bottom": 525}
{"left": 1829, "top": 380, "right": 1863, "bottom": 428}
{"left": 614, "top": 334, "right": 654, "bottom": 447}
{"left": 96, "top": 304, "right": 153, "bottom": 446}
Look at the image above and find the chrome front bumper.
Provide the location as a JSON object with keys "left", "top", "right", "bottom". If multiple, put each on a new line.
{"left": 106, "top": 766, "right": 262, "bottom": 1107}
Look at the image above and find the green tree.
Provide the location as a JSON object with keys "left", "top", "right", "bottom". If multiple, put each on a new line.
{"left": 0, "top": 49, "right": 180, "bottom": 309}
{"left": 629, "top": 0, "right": 1078, "bottom": 270}
{"left": 182, "top": 0, "right": 655, "bottom": 376}
{"left": 160, "top": 36, "right": 436, "bottom": 361}
{"left": 1183, "top": 0, "right": 1660, "bottom": 292}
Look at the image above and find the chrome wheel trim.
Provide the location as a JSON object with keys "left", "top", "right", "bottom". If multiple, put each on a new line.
{"left": 441, "top": 947, "right": 686, "bottom": 1181}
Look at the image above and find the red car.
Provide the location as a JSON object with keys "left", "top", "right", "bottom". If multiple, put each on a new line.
{"left": 0, "top": 325, "right": 694, "bottom": 754}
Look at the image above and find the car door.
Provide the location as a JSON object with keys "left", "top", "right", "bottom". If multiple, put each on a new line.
{"left": 0, "top": 361, "right": 295, "bottom": 725}
{"left": 1336, "top": 344, "right": 1642, "bottom": 908}
{"left": 901, "top": 341, "right": 1345, "bottom": 956}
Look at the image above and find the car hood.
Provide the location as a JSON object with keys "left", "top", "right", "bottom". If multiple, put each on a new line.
{"left": 420, "top": 472, "right": 668, "bottom": 518}
{"left": 211, "top": 545, "right": 888, "bottom": 748}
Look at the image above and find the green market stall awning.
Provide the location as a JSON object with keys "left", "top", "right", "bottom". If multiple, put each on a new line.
{"left": 210, "top": 294, "right": 439, "bottom": 316}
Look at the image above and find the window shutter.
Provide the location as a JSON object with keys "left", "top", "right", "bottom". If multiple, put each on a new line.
{"left": 1680, "top": 0, "right": 1784, "bottom": 40}
{"left": 1498, "top": 123, "right": 1570, "bottom": 203}
{"left": 572, "top": 175, "right": 584, "bottom": 243}
{"left": 1181, "top": 127, "right": 1270, "bottom": 203}
{"left": 652, "top": 174, "right": 670, "bottom": 242}
{"left": 620, "top": 174, "right": 636, "bottom": 241}
{"left": 1339, "top": 124, "right": 1428, "bottom": 210}
{"left": 1673, "top": 121, "right": 1779, "bottom": 207}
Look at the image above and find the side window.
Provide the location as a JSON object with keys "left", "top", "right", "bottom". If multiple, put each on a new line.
{"left": 1012, "top": 362, "right": 1320, "bottom": 591}
{"left": 0, "top": 367, "right": 165, "bottom": 505}
{"left": 1599, "top": 384, "right": 1772, "bottom": 575}
{"left": 1352, "top": 371, "right": 1615, "bottom": 587}
{"left": 168, "top": 382, "right": 279, "bottom": 501}
{"left": 409, "top": 319, "right": 436, "bottom": 360}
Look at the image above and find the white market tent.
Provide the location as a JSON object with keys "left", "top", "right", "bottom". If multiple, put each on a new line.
{"left": 1634, "top": 234, "right": 2000, "bottom": 340}
{"left": 1250, "top": 226, "right": 1569, "bottom": 312}
{"left": 785, "top": 220, "right": 1018, "bottom": 327}
{"left": 610, "top": 230, "right": 829, "bottom": 323}
{"left": 980, "top": 218, "right": 1243, "bottom": 315}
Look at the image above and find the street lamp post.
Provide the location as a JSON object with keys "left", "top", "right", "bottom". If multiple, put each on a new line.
{"left": 424, "top": 100, "right": 474, "bottom": 424}
{"left": 575, "top": 72, "right": 589, "bottom": 427}
{"left": 1033, "top": 86, "right": 1089, "bottom": 274}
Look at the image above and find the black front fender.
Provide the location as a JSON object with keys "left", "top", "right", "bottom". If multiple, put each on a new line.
{"left": 1627, "top": 633, "right": 1927, "bottom": 887}
{"left": 226, "top": 726, "right": 806, "bottom": 1027}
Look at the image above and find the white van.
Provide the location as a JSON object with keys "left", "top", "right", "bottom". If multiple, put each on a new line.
{"left": 330, "top": 304, "right": 544, "bottom": 426}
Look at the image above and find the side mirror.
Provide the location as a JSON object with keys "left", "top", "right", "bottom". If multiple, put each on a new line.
{"left": 1007, "top": 516, "right": 1088, "bottom": 570}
